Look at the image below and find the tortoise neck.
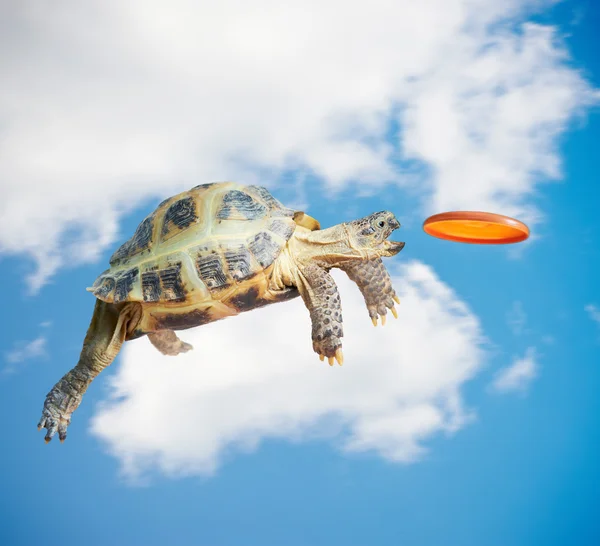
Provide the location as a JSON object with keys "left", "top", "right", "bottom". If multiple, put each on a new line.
{"left": 291, "top": 223, "right": 365, "bottom": 268}
{"left": 305, "top": 224, "right": 349, "bottom": 245}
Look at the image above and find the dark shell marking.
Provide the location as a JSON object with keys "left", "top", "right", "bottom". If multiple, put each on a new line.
{"left": 93, "top": 276, "right": 115, "bottom": 299}
{"left": 248, "top": 232, "right": 280, "bottom": 268}
{"left": 141, "top": 271, "right": 161, "bottom": 302}
{"left": 224, "top": 247, "right": 255, "bottom": 281}
{"left": 155, "top": 308, "right": 214, "bottom": 331}
{"left": 228, "top": 285, "right": 299, "bottom": 312}
{"left": 229, "top": 286, "right": 261, "bottom": 311}
{"left": 268, "top": 286, "right": 300, "bottom": 304}
{"left": 114, "top": 267, "right": 139, "bottom": 303}
{"left": 139, "top": 263, "right": 186, "bottom": 302}
{"left": 216, "top": 190, "right": 267, "bottom": 221}
{"left": 110, "top": 214, "right": 155, "bottom": 265}
{"left": 161, "top": 197, "right": 197, "bottom": 236}
{"left": 268, "top": 219, "right": 295, "bottom": 240}
{"left": 158, "top": 263, "right": 187, "bottom": 301}
{"left": 196, "top": 254, "right": 228, "bottom": 289}
{"left": 192, "top": 182, "right": 218, "bottom": 191}
{"left": 248, "top": 185, "right": 295, "bottom": 217}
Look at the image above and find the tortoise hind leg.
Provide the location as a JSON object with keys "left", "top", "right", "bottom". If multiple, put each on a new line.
{"left": 148, "top": 330, "right": 194, "bottom": 356}
{"left": 37, "top": 299, "right": 142, "bottom": 443}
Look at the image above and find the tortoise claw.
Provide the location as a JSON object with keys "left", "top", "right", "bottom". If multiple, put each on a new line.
{"left": 315, "top": 347, "right": 343, "bottom": 367}
{"left": 369, "top": 292, "right": 400, "bottom": 326}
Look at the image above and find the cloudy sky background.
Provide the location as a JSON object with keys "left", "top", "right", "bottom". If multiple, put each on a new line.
{"left": 1, "top": 1, "right": 599, "bottom": 545}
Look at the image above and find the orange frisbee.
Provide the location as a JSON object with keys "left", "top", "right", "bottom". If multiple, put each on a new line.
{"left": 423, "top": 211, "right": 530, "bottom": 244}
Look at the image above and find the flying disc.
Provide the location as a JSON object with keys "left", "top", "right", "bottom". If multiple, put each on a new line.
{"left": 423, "top": 211, "right": 530, "bottom": 244}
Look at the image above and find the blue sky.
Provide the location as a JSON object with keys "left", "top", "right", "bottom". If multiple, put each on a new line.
{"left": 1, "top": 1, "right": 599, "bottom": 545}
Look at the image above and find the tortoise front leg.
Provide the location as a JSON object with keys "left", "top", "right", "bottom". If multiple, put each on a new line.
{"left": 298, "top": 263, "right": 344, "bottom": 366}
{"left": 148, "top": 330, "right": 194, "bottom": 356}
{"left": 339, "top": 258, "right": 400, "bottom": 326}
{"left": 37, "top": 299, "right": 141, "bottom": 443}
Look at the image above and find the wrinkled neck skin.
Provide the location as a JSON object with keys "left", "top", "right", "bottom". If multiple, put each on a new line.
{"left": 270, "top": 224, "right": 374, "bottom": 291}
{"left": 293, "top": 223, "right": 376, "bottom": 265}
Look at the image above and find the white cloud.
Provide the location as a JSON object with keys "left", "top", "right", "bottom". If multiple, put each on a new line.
{"left": 90, "top": 261, "right": 486, "bottom": 480}
{"left": 507, "top": 301, "right": 527, "bottom": 335}
{"left": 0, "top": 0, "right": 597, "bottom": 291}
{"left": 585, "top": 304, "right": 600, "bottom": 325}
{"left": 3, "top": 336, "right": 47, "bottom": 374}
{"left": 490, "top": 347, "right": 538, "bottom": 394}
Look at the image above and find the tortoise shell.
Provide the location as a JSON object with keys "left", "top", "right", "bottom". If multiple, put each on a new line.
{"left": 88, "top": 182, "right": 302, "bottom": 306}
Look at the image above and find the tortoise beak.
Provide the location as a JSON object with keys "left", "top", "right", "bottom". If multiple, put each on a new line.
{"left": 386, "top": 241, "right": 405, "bottom": 255}
{"left": 388, "top": 216, "right": 401, "bottom": 231}
{"left": 384, "top": 215, "right": 403, "bottom": 255}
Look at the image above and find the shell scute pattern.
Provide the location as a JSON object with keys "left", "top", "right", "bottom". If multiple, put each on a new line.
{"left": 139, "top": 252, "right": 195, "bottom": 303}
{"left": 248, "top": 231, "right": 280, "bottom": 268}
{"left": 267, "top": 218, "right": 295, "bottom": 241}
{"left": 223, "top": 244, "right": 258, "bottom": 281}
{"left": 192, "top": 182, "right": 219, "bottom": 191}
{"left": 141, "top": 270, "right": 161, "bottom": 302}
{"left": 109, "top": 214, "right": 155, "bottom": 266}
{"left": 93, "top": 276, "right": 115, "bottom": 300}
{"left": 89, "top": 183, "right": 299, "bottom": 305}
{"left": 247, "top": 185, "right": 295, "bottom": 218}
{"left": 156, "top": 262, "right": 187, "bottom": 302}
{"left": 195, "top": 252, "right": 228, "bottom": 290}
{"left": 216, "top": 190, "right": 267, "bottom": 221}
{"left": 161, "top": 197, "right": 198, "bottom": 241}
{"left": 113, "top": 267, "right": 140, "bottom": 303}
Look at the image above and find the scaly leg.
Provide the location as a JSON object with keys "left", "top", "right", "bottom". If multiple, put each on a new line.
{"left": 148, "top": 330, "right": 194, "bottom": 356}
{"left": 340, "top": 258, "right": 400, "bottom": 326}
{"left": 37, "top": 299, "right": 142, "bottom": 443}
{"left": 298, "top": 263, "right": 344, "bottom": 366}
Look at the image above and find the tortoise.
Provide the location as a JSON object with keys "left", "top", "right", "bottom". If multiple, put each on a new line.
{"left": 38, "top": 182, "right": 405, "bottom": 443}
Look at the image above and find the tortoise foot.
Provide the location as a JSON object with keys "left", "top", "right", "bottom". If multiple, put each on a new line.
{"left": 148, "top": 330, "right": 194, "bottom": 356}
{"left": 369, "top": 295, "right": 400, "bottom": 326}
{"left": 37, "top": 376, "right": 84, "bottom": 443}
{"left": 313, "top": 338, "right": 344, "bottom": 367}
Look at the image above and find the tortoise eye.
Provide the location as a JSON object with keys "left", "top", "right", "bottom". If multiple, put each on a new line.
{"left": 373, "top": 216, "right": 387, "bottom": 229}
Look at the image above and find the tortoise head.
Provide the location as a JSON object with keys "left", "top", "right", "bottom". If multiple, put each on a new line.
{"left": 347, "top": 211, "right": 405, "bottom": 258}
{"left": 293, "top": 210, "right": 404, "bottom": 266}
